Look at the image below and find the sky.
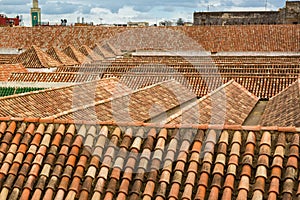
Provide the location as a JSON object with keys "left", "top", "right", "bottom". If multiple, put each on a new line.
{"left": 0, "top": 0, "right": 287, "bottom": 26}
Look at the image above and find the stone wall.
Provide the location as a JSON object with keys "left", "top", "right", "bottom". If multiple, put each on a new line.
{"left": 194, "top": 1, "right": 300, "bottom": 25}
{"left": 194, "top": 11, "right": 282, "bottom": 26}
{"left": 285, "top": 1, "right": 300, "bottom": 24}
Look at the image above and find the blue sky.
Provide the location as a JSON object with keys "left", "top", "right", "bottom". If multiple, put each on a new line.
{"left": 0, "top": 0, "right": 287, "bottom": 26}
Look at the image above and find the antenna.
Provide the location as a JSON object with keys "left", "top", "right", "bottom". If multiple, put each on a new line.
{"left": 265, "top": 0, "right": 268, "bottom": 11}
{"left": 207, "top": 4, "right": 213, "bottom": 11}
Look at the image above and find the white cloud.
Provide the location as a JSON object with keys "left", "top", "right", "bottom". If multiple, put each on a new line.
{"left": 0, "top": 0, "right": 287, "bottom": 26}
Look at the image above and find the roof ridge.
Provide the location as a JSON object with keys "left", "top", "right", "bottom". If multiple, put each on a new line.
{"left": 231, "top": 79, "right": 259, "bottom": 100}
{"left": 2, "top": 117, "right": 300, "bottom": 132}
{"left": 79, "top": 45, "right": 104, "bottom": 60}
{"left": 64, "top": 45, "right": 88, "bottom": 64}
{"left": 46, "top": 47, "right": 61, "bottom": 63}
{"left": 105, "top": 41, "right": 123, "bottom": 56}
{"left": 163, "top": 79, "right": 258, "bottom": 124}
{"left": 162, "top": 80, "right": 225, "bottom": 124}
{"left": 32, "top": 45, "right": 63, "bottom": 68}
{"left": 269, "top": 78, "right": 299, "bottom": 100}
{"left": 49, "top": 47, "right": 78, "bottom": 65}
{"left": 47, "top": 46, "right": 72, "bottom": 65}
{"left": 26, "top": 46, "right": 44, "bottom": 68}
{"left": 50, "top": 79, "right": 184, "bottom": 120}
{"left": 94, "top": 43, "right": 115, "bottom": 58}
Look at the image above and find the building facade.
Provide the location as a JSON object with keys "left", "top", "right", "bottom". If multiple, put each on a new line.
{"left": 194, "top": 1, "right": 300, "bottom": 25}
{"left": 127, "top": 22, "right": 149, "bottom": 27}
{"left": 285, "top": 1, "right": 300, "bottom": 24}
{"left": 31, "top": 0, "right": 41, "bottom": 26}
{"left": 0, "top": 14, "right": 20, "bottom": 27}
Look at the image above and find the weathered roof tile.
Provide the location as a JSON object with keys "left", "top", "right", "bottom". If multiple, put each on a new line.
{"left": 11, "top": 45, "right": 63, "bottom": 68}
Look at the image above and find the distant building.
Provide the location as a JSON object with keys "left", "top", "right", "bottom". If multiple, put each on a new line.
{"left": 31, "top": 0, "right": 41, "bottom": 26}
{"left": 194, "top": 1, "right": 300, "bottom": 25}
{"left": 95, "top": 23, "right": 126, "bottom": 27}
{"left": 285, "top": 1, "right": 300, "bottom": 24}
{"left": 127, "top": 22, "right": 149, "bottom": 27}
{"left": 74, "top": 23, "right": 94, "bottom": 26}
{"left": 159, "top": 21, "right": 173, "bottom": 26}
{"left": 0, "top": 14, "right": 20, "bottom": 27}
{"left": 183, "top": 22, "right": 193, "bottom": 26}
{"left": 113, "top": 24, "right": 128, "bottom": 27}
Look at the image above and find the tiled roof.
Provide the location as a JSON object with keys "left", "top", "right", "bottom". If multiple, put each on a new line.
{"left": 260, "top": 79, "right": 300, "bottom": 127}
{"left": 57, "top": 55, "right": 300, "bottom": 98}
{"left": 0, "top": 119, "right": 298, "bottom": 199}
{"left": 110, "top": 55, "right": 300, "bottom": 65}
{"left": 103, "top": 71, "right": 298, "bottom": 99}
{"left": 0, "top": 64, "right": 28, "bottom": 82}
{"left": 167, "top": 80, "right": 259, "bottom": 125}
{"left": 46, "top": 47, "right": 79, "bottom": 66}
{"left": 93, "top": 43, "right": 116, "bottom": 58}
{"left": 0, "top": 54, "right": 17, "bottom": 64}
{"left": 7, "top": 72, "right": 100, "bottom": 83}
{"left": 63, "top": 45, "right": 88, "bottom": 64}
{"left": 54, "top": 80, "right": 196, "bottom": 122}
{"left": 0, "top": 26, "right": 126, "bottom": 49}
{"left": 212, "top": 55, "right": 300, "bottom": 65}
{"left": 58, "top": 70, "right": 297, "bottom": 99}
{"left": 106, "top": 42, "right": 123, "bottom": 56}
{"left": 0, "top": 78, "right": 128, "bottom": 118}
{"left": 79, "top": 45, "right": 104, "bottom": 61}
{"left": 11, "top": 46, "right": 63, "bottom": 68}
{"left": 100, "top": 42, "right": 121, "bottom": 57}
{"left": 0, "top": 26, "right": 299, "bottom": 52}
{"left": 183, "top": 25, "right": 300, "bottom": 52}
{"left": 56, "top": 66, "right": 103, "bottom": 73}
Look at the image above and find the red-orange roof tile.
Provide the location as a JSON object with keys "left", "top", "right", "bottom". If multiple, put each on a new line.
{"left": 167, "top": 80, "right": 258, "bottom": 125}
{"left": 0, "top": 77, "right": 128, "bottom": 118}
{"left": 0, "top": 26, "right": 299, "bottom": 52}
{"left": 0, "top": 120, "right": 298, "bottom": 199}
{"left": 261, "top": 79, "right": 300, "bottom": 127}
{"left": 63, "top": 45, "right": 89, "bottom": 64}
{"left": 0, "top": 64, "right": 27, "bottom": 82}
{"left": 11, "top": 46, "right": 63, "bottom": 68}
{"left": 7, "top": 72, "right": 100, "bottom": 83}
{"left": 79, "top": 45, "right": 104, "bottom": 61}
{"left": 46, "top": 47, "right": 79, "bottom": 66}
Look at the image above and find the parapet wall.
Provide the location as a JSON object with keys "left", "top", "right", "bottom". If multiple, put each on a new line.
{"left": 194, "top": 1, "right": 300, "bottom": 25}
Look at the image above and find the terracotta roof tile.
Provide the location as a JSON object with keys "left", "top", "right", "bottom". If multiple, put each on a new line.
{"left": 63, "top": 45, "right": 88, "bottom": 64}
{"left": 11, "top": 45, "right": 63, "bottom": 68}
{"left": 7, "top": 72, "right": 100, "bottom": 83}
{"left": 0, "top": 64, "right": 28, "bottom": 82}
{"left": 0, "top": 54, "right": 17, "bottom": 64}
{"left": 261, "top": 79, "right": 300, "bottom": 127}
{"left": 0, "top": 26, "right": 299, "bottom": 52}
{"left": 79, "top": 45, "right": 104, "bottom": 61}
{"left": 167, "top": 80, "right": 258, "bottom": 125}
{"left": 96, "top": 55, "right": 300, "bottom": 98}
{"left": 0, "top": 77, "right": 126, "bottom": 118}
{"left": 55, "top": 80, "right": 196, "bottom": 123}
{"left": 46, "top": 47, "right": 79, "bottom": 66}
{"left": 0, "top": 116, "right": 299, "bottom": 199}
{"left": 106, "top": 42, "right": 123, "bottom": 56}
{"left": 93, "top": 43, "right": 116, "bottom": 59}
